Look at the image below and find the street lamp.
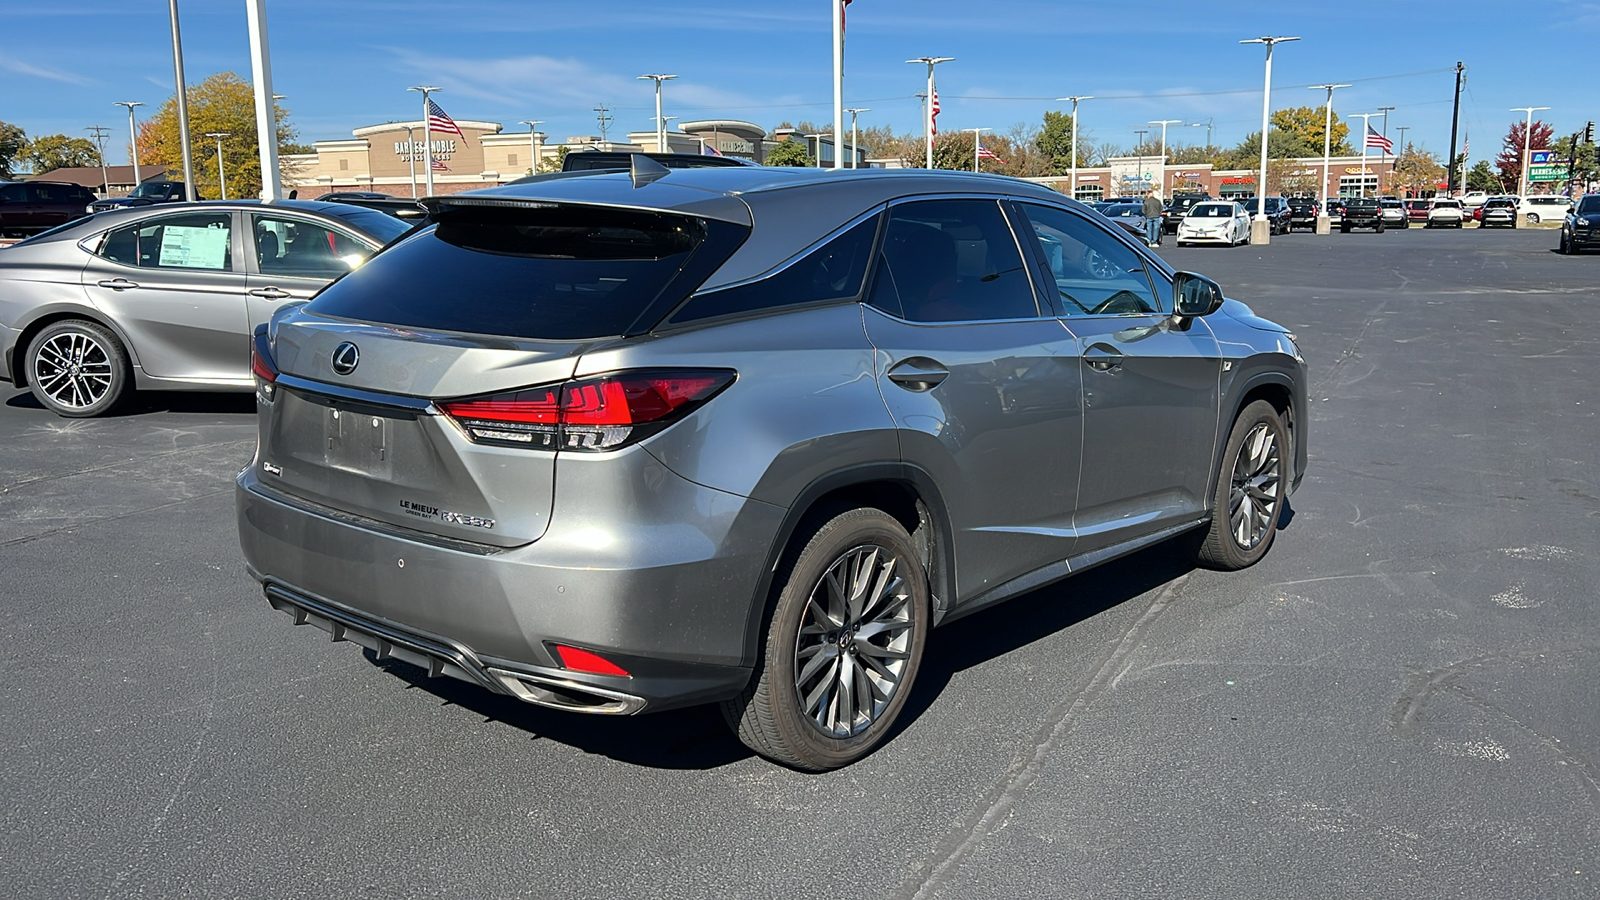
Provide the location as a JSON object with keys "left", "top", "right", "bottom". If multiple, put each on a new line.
{"left": 637, "top": 74, "right": 678, "bottom": 153}
{"left": 1309, "top": 83, "right": 1350, "bottom": 212}
{"left": 968, "top": 127, "right": 991, "bottom": 173}
{"left": 519, "top": 119, "right": 544, "bottom": 175}
{"left": 114, "top": 101, "right": 145, "bottom": 187}
{"left": 168, "top": 0, "right": 197, "bottom": 200}
{"left": 1510, "top": 106, "right": 1550, "bottom": 198}
{"left": 1148, "top": 119, "right": 1180, "bottom": 160}
{"left": 845, "top": 107, "right": 869, "bottom": 168}
{"left": 204, "top": 131, "right": 230, "bottom": 199}
{"left": 1241, "top": 35, "right": 1299, "bottom": 243}
{"left": 906, "top": 57, "right": 954, "bottom": 169}
{"left": 1056, "top": 96, "right": 1092, "bottom": 200}
{"left": 408, "top": 86, "right": 442, "bottom": 195}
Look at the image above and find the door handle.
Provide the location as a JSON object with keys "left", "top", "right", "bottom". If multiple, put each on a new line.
{"left": 887, "top": 357, "right": 949, "bottom": 392}
{"left": 1083, "top": 343, "right": 1123, "bottom": 372}
{"left": 248, "top": 287, "right": 293, "bottom": 300}
{"left": 97, "top": 278, "right": 139, "bottom": 291}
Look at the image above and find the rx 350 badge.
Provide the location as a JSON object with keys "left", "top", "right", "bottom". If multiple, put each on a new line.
{"left": 401, "top": 499, "right": 495, "bottom": 530}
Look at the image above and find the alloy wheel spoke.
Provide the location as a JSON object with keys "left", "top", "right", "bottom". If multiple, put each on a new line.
{"left": 796, "top": 643, "right": 839, "bottom": 687}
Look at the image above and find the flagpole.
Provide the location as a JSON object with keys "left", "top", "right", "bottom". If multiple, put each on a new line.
{"left": 832, "top": 0, "right": 844, "bottom": 170}
{"left": 409, "top": 85, "right": 439, "bottom": 195}
{"left": 1352, "top": 112, "right": 1375, "bottom": 198}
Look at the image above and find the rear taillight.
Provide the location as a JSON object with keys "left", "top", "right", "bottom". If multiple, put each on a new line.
{"left": 250, "top": 334, "right": 279, "bottom": 404}
{"left": 439, "top": 369, "right": 734, "bottom": 451}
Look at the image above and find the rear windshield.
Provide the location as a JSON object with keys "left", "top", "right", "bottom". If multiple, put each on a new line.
{"left": 304, "top": 204, "right": 731, "bottom": 339}
{"left": 1190, "top": 204, "right": 1235, "bottom": 217}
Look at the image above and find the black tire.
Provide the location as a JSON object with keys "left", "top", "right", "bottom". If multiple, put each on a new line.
{"left": 722, "top": 508, "right": 930, "bottom": 771}
{"left": 1340, "top": 224, "right": 1350, "bottom": 233}
{"left": 26, "top": 319, "right": 131, "bottom": 418}
{"left": 1376, "top": 223, "right": 1385, "bottom": 233}
{"left": 1560, "top": 233, "right": 1572, "bottom": 254}
{"left": 1196, "top": 400, "right": 1287, "bottom": 570}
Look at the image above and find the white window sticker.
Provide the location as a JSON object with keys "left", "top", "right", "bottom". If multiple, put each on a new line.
{"left": 157, "top": 225, "right": 230, "bottom": 269}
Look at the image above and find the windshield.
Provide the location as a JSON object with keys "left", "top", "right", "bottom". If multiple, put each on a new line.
{"left": 129, "top": 183, "right": 172, "bottom": 199}
{"left": 1577, "top": 196, "right": 1600, "bottom": 215}
{"left": 1189, "top": 204, "right": 1235, "bottom": 218}
{"left": 323, "top": 205, "right": 413, "bottom": 244}
{"left": 1103, "top": 204, "right": 1142, "bottom": 217}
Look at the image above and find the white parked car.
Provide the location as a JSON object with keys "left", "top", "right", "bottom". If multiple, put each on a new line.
{"left": 1176, "top": 201, "right": 1252, "bottom": 247}
{"left": 1460, "top": 191, "right": 1489, "bottom": 209}
{"left": 1519, "top": 195, "right": 1572, "bottom": 224}
{"left": 1426, "top": 198, "right": 1465, "bottom": 228}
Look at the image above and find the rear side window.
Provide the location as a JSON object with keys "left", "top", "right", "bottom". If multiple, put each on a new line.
{"left": 670, "top": 214, "right": 877, "bottom": 324}
{"left": 305, "top": 204, "right": 738, "bottom": 340}
{"left": 97, "top": 211, "right": 234, "bottom": 271}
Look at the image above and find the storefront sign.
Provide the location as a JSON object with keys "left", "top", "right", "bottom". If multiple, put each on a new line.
{"left": 1220, "top": 176, "right": 1255, "bottom": 184}
{"left": 394, "top": 138, "right": 459, "bottom": 162}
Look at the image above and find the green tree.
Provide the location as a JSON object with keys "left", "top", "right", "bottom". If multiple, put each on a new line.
{"left": 138, "top": 71, "right": 298, "bottom": 199}
{"left": 1466, "top": 159, "right": 1504, "bottom": 193}
{"left": 1215, "top": 128, "right": 1321, "bottom": 169}
{"left": 0, "top": 121, "right": 27, "bottom": 179}
{"left": 1271, "top": 106, "right": 1351, "bottom": 155}
{"left": 1550, "top": 133, "right": 1597, "bottom": 193}
{"left": 764, "top": 139, "right": 812, "bottom": 167}
{"left": 1036, "top": 110, "right": 1094, "bottom": 174}
{"left": 22, "top": 134, "right": 101, "bottom": 173}
{"left": 1388, "top": 144, "right": 1445, "bottom": 196}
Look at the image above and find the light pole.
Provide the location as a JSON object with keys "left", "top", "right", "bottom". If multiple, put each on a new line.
{"left": 403, "top": 125, "right": 418, "bottom": 198}
{"left": 906, "top": 57, "right": 954, "bottom": 169}
{"left": 204, "top": 131, "right": 230, "bottom": 199}
{"left": 1309, "top": 83, "right": 1350, "bottom": 209}
{"left": 969, "top": 127, "right": 991, "bottom": 173}
{"left": 408, "top": 86, "right": 441, "bottom": 195}
{"left": 167, "top": 0, "right": 197, "bottom": 200}
{"left": 519, "top": 119, "right": 544, "bottom": 175}
{"left": 1351, "top": 112, "right": 1378, "bottom": 197}
{"left": 114, "top": 101, "right": 145, "bottom": 187}
{"left": 637, "top": 74, "right": 678, "bottom": 153}
{"left": 1188, "top": 118, "right": 1214, "bottom": 148}
{"left": 245, "top": 0, "right": 280, "bottom": 199}
{"left": 1149, "top": 119, "right": 1180, "bottom": 194}
{"left": 87, "top": 126, "right": 112, "bottom": 198}
{"left": 1134, "top": 129, "right": 1149, "bottom": 195}
{"left": 1241, "top": 35, "right": 1299, "bottom": 244}
{"left": 1056, "top": 96, "right": 1092, "bottom": 200}
{"left": 845, "top": 107, "right": 868, "bottom": 168}
{"left": 1510, "top": 106, "right": 1550, "bottom": 198}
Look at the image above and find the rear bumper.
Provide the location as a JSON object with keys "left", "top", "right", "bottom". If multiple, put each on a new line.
{"left": 237, "top": 454, "right": 787, "bottom": 713}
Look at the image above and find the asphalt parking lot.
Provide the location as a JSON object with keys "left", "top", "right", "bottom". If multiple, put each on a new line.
{"left": 2, "top": 224, "right": 1596, "bottom": 898}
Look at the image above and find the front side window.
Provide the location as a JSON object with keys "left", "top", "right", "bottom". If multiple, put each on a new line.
{"left": 1016, "top": 203, "right": 1162, "bottom": 318}
{"left": 97, "top": 212, "right": 233, "bottom": 271}
{"left": 867, "top": 199, "right": 1038, "bottom": 323}
{"left": 252, "top": 213, "right": 370, "bottom": 278}
{"left": 0, "top": 184, "right": 24, "bottom": 203}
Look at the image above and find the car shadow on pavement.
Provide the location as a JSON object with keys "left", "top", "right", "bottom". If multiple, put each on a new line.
{"left": 3, "top": 390, "right": 256, "bottom": 417}
{"left": 362, "top": 532, "right": 1214, "bottom": 772}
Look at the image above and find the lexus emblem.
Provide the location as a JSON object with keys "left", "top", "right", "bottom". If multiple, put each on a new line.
{"left": 330, "top": 342, "right": 360, "bottom": 376}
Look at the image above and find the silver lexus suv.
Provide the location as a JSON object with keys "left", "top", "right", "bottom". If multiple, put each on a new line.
{"left": 238, "top": 162, "right": 1307, "bottom": 770}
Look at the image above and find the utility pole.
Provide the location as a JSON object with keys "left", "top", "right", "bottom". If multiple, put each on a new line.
{"left": 1446, "top": 62, "right": 1464, "bottom": 194}
{"left": 593, "top": 104, "right": 613, "bottom": 144}
{"left": 87, "top": 126, "right": 112, "bottom": 198}
{"left": 205, "top": 131, "right": 230, "bottom": 199}
{"left": 1056, "top": 96, "right": 1092, "bottom": 201}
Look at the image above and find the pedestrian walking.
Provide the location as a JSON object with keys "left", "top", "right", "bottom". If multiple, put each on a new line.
{"left": 1142, "top": 188, "right": 1164, "bottom": 246}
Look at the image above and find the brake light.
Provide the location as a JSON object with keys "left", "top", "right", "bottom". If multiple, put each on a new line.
{"left": 553, "top": 644, "right": 630, "bottom": 677}
{"left": 439, "top": 369, "right": 734, "bottom": 451}
{"left": 250, "top": 335, "right": 279, "bottom": 403}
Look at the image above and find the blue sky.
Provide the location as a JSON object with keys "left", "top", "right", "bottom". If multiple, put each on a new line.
{"left": 5, "top": 0, "right": 1597, "bottom": 163}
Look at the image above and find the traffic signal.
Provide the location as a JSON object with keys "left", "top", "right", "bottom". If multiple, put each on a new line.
{"left": 1587, "top": 121, "right": 1596, "bottom": 144}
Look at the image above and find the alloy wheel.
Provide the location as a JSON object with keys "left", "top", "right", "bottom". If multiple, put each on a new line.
{"left": 1228, "top": 422, "right": 1282, "bottom": 550}
{"left": 32, "top": 330, "right": 114, "bottom": 411}
{"left": 793, "top": 544, "right": 915, "bottom": 739}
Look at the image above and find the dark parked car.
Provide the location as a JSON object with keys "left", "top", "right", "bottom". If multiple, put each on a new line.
{"left": 1559, "top": 193, "right": 1600, "bottom": 254}
{"left": 0, "top": 181, "right": 98, "bottom": 237}
{"left": 559, "top": 150, "right": 756, "bottom": 172}
{"left": 88, "top": 180, "right": 187, "bottom": 213}
{"left": 1478, "top": 196, "right": 1518, "bottom": 229}
{"left": 0, "top": 200, "right": 411, "bottom": 416}
{"left": 316, "top": 191, "right": 427, "bottom": 220}
{"left": 1325, "top": 198, "right": 1347, "bottom": 225}
{"left": 1340, "top": 197, "right": 1385, "bottom": 232}
{"left": 237, "top": 165, "right": 1307, "bottom": 770}
{"left": 1162, "top": 192, "right": 1212, "bottom": 234}
{"left": 1249, "top": 196, "right": 1292, "bottom": 235}
{"left": 1287, "top": 197, "right": 1320, "bottom": 231}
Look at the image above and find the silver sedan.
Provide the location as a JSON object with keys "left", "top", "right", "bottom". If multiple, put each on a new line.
{"left": 0, "top": 200, "right": 410, "bottom": 416}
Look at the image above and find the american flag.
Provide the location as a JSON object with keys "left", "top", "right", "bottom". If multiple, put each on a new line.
{"left": 700, "top": 140, "right": 723, "bottom": 156}
{"left": 977, "top": 145, "right": 1005, "bottom": 164}
{"left": 427, "top": 99, "right": 464, "bottom": 137}
{"left": 430, "top": 156, "right": 449, "bottom": 172}
{"left": 930, "top": 87, "right": 941, "bottom": 136}
{"left": 842, "top": 0, "right": 853, "bottom": 31}
{"left": 1365, "top": 126, "right": 1393, "bottom": 154}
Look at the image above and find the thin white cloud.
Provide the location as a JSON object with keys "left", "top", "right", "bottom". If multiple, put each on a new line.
{"left": 0, "top": 53, "right": 95, "bottom": 86}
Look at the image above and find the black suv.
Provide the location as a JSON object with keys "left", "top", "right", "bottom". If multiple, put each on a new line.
{"left": 1559, "top": 193, "right": 1600, "bottom": 254}
{"left": 1161, "top": 192, "right": 1211, "bottom": 234}
{"left": 1287, "top": 197, "right": 1320, "bottom": 231}
{"left": 1339, "top": 197, "right": 1384, "bottom": 233}
{"left": 0, "top": 180, "right": 98, "bottom": 237}
{"left": 88, "top": 180, "right": 187, "bottom": 213}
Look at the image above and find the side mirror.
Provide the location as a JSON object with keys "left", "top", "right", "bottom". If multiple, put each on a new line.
{"left": 1173, "top": 271, "right": 1224, "bottom": 318}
